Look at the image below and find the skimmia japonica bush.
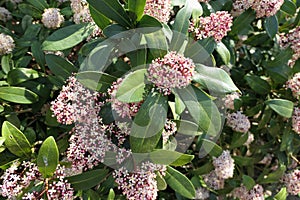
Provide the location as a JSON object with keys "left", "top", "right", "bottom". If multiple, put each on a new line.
{"left": 0, "top": 0, "right": 300, "bottom": 199}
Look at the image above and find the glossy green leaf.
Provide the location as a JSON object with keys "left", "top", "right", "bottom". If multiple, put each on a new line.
{"left": 265, "top": 99, "right": 294, "bottom": 118}
{"left": 150, "top": 149, "right": 194, "bottom": 166}
{"left": 242, "top": 175, "right": 256, "bottom": 190}
{"left": 103, "top": 24, "right": 127, "bottom": 37}
{"left": 89, "top": 5, "right": 111, "bottom": 30}
{"left": 1, "top": 121, "right": 32, "bottom": 158}
{"left": 26, "top": 0, "right": 48, "bottom": 10}
{"left": 87, "top": 0, "right": 132, "bottom": 27}
{"left": 67, "top": 169, "right": 109, "bottom": 190}
{"left": 244, "top": 75, "right": 271, "bottom": 95}
{"left": 281, "top": 0, "right": 297, "bottom": 15}
{"left": 128, "top": 0, "right": 146, "bottom": 21}
{"left": 7, "top": 68, "right": 40, "bottom": 85}
{"left": 231, "top": 9, "right": 256, "bottom": 35}
{"left": 45, "top": 54, "right": 77, "bottom": 79}
{"left": 264, "top": 15, "right": 278, "bottom": 39}
{"left": 42, "top": 23, "right": 94, "bottom": 51}
{"left": 18, "top": 4, "right": 42, "bottom": 18}
{"left": 184, "top": 38, "right": 214, "bottom": 65}
{"left": 130, "top": 92, "right": 168, "bottom": 153}
{"left": 215, "top": 42, "right": 230, "bottom": 65}
{"left": 156, "top": 171, "right": 167, "bottom": 190}
{"left": 174, "top": 120, "right": 202, "bottom": 136}
{"left": 31, "top": 41, "right": 45, "bottom": 69}
{"left": 37, "top": 136, "right": 59, "bottom": 178}
{"left": 137, "top": 15, "right": 162, "bottom": 28}
{"left": 201, "top": 139, "right": 222, "bottom": 157}
{"left": 0, "top": 87, "right": 39, "bottom": 104}
{"left": 116, "top": 69, "right": 146, "bottom": 103}
{"left": 164, "top": 166, "right": 196, "bottom": 199}
{"left": 274, "top": 187, "right": 287, "bottom": 200}
{"left": 1, "top": 54, "right": 13, "bottom": 74}
{"left": 193, "top": 64, "right": 239, "bottom": 93}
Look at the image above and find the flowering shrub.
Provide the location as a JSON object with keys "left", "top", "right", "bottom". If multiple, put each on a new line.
{"left": 0, "top": 0, "right": 299, "bottom": 199}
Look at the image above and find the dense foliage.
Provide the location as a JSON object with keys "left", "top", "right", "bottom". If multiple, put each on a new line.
{"left": 0, "top": 0, "right": 300, "bottom": 199}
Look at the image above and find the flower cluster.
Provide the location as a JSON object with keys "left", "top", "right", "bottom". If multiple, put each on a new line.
{"left": 162, "top": 119, "right": 177, "bottom": 144}
{"left": 189, "top": 11, "right": 233, "bottom": 42}
{"left": 113, "top": 162, "right": 166, "bottom": 200}
{"left": 0, "top": 33, "right": 15, "bottom": 55}
{"left": 286, "top": 72, "right": 300, "bottom": 99}
{"left": 147, "top": 51, "right": 195, "bottom": 95}
{"left": 223, "top": 92, "right": 241, "bottom": 110}
{"left": 0, "top": 7, "right": 12, "bottom": 22}
{"left": 232, "top": 0, "right": 284, "bottom": 18}
{"left": 226, "top": 111, "right": 251, "bottom": 133}
{"left": 281, "top": 169, "right": 300, "bottom": 195}
{"left": 213, "top": 150, "right": 235, "bottom": 179}
{"left": 195, "top": 187, "right": 210, "bottom": 200}
{"left": 108, "top": 78, "right": 142, "bottom": 119}
{"left": 280, "top": 26, "right": 300, "bottom": 67}
{"left": 41, "top": 8, "right": 64, "bottom": 29}
{"left": 51, "top": 76, "right": 102, "bottom": 125}
{"left": 0, "top": 162, "right": 74, "bottom": 199}
{"left": 144, "top": 0, "right": 171, "bottom": 23}
{"left": 292, "top": 107, "right": 300, "bottom": 134}
{"left": 203, "top": 170, "right": 225, "bottom": 190}
{"left": 232, "top": 184, "right": 264, "bottom": 200}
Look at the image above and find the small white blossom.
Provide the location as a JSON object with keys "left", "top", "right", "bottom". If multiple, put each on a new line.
{"left": 41, "top": 8, "right": 64, "bottom": 29}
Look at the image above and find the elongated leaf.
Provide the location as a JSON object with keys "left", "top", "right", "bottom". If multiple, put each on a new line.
{"left": 128, "top": 0, "right": 146, "bottom": 21}
{"left": 137, "top": 15, "right": 162, "bottom": 28}
{"left": 2, "top": 121, "right": 32, "bottom": 158}
{"left": 164, "top": 166, "right": 196, "bottom": 199}
{"left": 201, "top": 139, "right": 222, "bottom": 157}
{"left": 243, "top": 175, "right": 256, "bottom": 190}
{"left": 265, "top": 99, "right": 294, "bottom": 118}
{"left": 281, "top": 0, "right": 296, "bottom": 15}
{"left": 42, "top": 23, "right": 94, "bottom": 51}
{"left": 87, "top": 0, "right": 132, "bottom": 27}
{"left": 130, "top": 92, "right": 168, "bottom": 153}
{"left": 37, "top": 136, "right": 59, "bottom": 178}
{"left": 107, "top": 189, "right": 115, "bottom": 200}
{"left": 174, "top": 120, "right": 202, "bottom": 136}
{"left": 244, "top": 75, "right": 271, "bottom": 95}
{"left": 31, "top": 41, "right": 45, "bottom": 69}
{"left": 216, "top": 42, "right": 230, "bottom": 65}
{"left": 116, "top": 69, "right": 146, "bottom": 103}
{"left": 1, "top": 54, "right": 13, "bottom": 74}
{"left": 67, "top": 169, "right": 109, "bottom": 190}
{"left": 231, "top": 9, "right": 256, "bottom": 35}
{"left": 193, "top": 64, "right": 239, "bottom": 93}
{"left": 156, "top": 171, "right": 167, "bottom": 190}
{"left": 264, "top": 15, "right": 278, "bottom": 39}
{"left": 18, "top": 4, "right": 42, "bottom": 18}
{"left": 258, "top": 165, "right": 286, "bottom": 184}
{"left": 274, "top": 187, "right": 287, "bottom": 200}
{"left": 7, "top": 68, "right": 40, "bottom": 85}
{"left": 45, "top": 54, "right": 77, "bottom": 79}
{"left": 184, "top": 38, "right": 214, "bottom": 65}
{"left": 0, "top": 87, "right": 39, "bottom": 104}
{"left": 89, "top": 5, "right": 111, "bottom": 30}
{"left": 150, "top": 150, "right": 194, "bottom": 166}
{"left": 27, "top": 0, "right": 48, "bottom": 10}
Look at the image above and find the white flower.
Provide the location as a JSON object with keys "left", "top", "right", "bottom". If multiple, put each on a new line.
{"left": 41, "top": 8, "right": 64, "bottom": 29}
{"left": 213, "top": 150, "right": 235, "bottom": 179}
{"left": 0, "top": 33, "right": 15, "bottom": 55}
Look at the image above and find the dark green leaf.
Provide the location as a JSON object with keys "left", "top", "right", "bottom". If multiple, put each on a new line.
{"left": 42, "top": 23, "right": 94, "bottom": 51}
{"left": 103, "top": 24, "right": 127, "bottom": 37}
{"left": 242, "top": 175, "right": 256, "bottom": 190}
{"left": 174, "top": 120, "right": 202, "bottom": 136}
{"left": 31, "top": 41, "right": 45, "bottom": 69}
{"left": 37, "top": 136, "right": 59, "bottom": 178}
{"left": 1, "top": 121, "right": 32, "bottom": 158}
{"left": 150, "top": 149, "right": 194, "bottom": 166}
{"left": 137, "top": 15, "right": 162, "bottom": 28}
{"left": 128, "top": 0, "right": 146, "bottom": 21}
{"left": 26, "top": 0, "right": 48, "bottom": 10}
{"left": 87, "top": 0, "right": 132, "bottom": 27}
{"left": 193, "top": 64, "right": 239, "bottom": 93}
{"left": 7, "top": 68, "right": 40, "bottom": 85}
{"left": 231, "top": 9, "right": 256, "bottom": 35}
{"left": 116, "top": 69, "right": 146, "bottom": 103}
{"left": 184, "top": 38, "right": 214, "bottom": 65}
{"left": 244, "top": 75, "right": 271, "bottom": 95}
{"left": 45, "top": 54, "right": 77, "bottom": 79}
{"left": 200, "top": 139, "right": 222, "bottom": 157}
{"left": 1, "top": 54, "right": 13, "bottom": 74}
{"left": 130, "top": 92, "right": 168, "bottom": 153}
{"left": 192, "top": 162, "right": 214, "bottom": 175}
{"left": 89, "top": 5, "right": 111, "bottom": 30}
{"left": 18, "top": 4, "right": 42, "bottom": 18}
{"left": 0, "top": 87, "right": 39, "bottom": 104}
{"left": 258, "top": 165, "right": 286, "bottom": 184}
{"left": 67, "top": 169, "right": 109, "bottom": 190}
{"left": 233, "top": 156, "right": 255, "bottom": 166}
{"left": 264, "top": 15, "right": 278, "bottom": 39}
{"left": 281, "top": 0, "right": 297, "bottom": 15}
{"left": 164, "top": 166, "right": 196, "bottom": 199}
{"left": 265, "top": 99, "right": 294, "bottom": 118}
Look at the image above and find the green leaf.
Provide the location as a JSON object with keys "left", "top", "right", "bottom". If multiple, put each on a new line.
{"left": 130, "top": 92, "right": 168, "bottom": 153}
{"left": 230, "top": 132, "right": 249, "bottom": 149}
{"left": 103, "top": 24, "right": 127, "bottom": 37}
{"left": 0, "top": 105, "right": 4, "bottom": 113}
{"left": 45, "top": 54, "right": 77, "bottom": 79}
{"left": 201, "top": 139, "right": 222, "bottom": 157}
{"left": 173, "top": 86, "right": 222, "bottom": 136}
{"left": 244, "top": 75, "right": 271, "bottom": 95}
{"left": 89, "top": 5, "right": 111, "bottom": 30}
{"left": 215, "top": 42, "right": 230, "bottom": 65}
{"left": 156, "top": 171, "right": 167, "bottom": 190}
{"left": 137, "top": 15, "right": 162, "bottom": 28}
{"left": 242, "top": 175, "right": 256, "bottom": 190}
{"left": 193, "top": 64, "right": 239, "bottom": 93}
{"left": 264, "top": 15, "right": 278, "bottom": 39}
{"left": 164, "top": 166, "right": 196, "bottom": 199}
{"left": 281, "top": 0, "right": 297, "bottom": 15}
{"left": 174, "top": 120, "right": 202, "bottom": 136}
{"left": 107, "top": 188, "right": 115, "bottom": 200}
{"left": 76, "top": 71, "right": 116, "bottom": 92}
{"left": 7, "top": 68, "right": 40, "bottom": 85}
{"left": 1, "top": 54, "right": 13, "bottom": 74}
{"left": 233, "top": 156, "right": 255, "bottom": 166}
{"left": 37, "top": 136, "right": 59, "bottom": 178}
{"left": 31, "top": 41, "right": 45, "bottom": 69}
{"left": 87, "top": 0, "right": 132, "bottom": 27}
{"left": 26, "top": 0, "right": 48, "bottom": 10}
{"left": 184, "top": 38, "right": 214, "bottom": 65}
{"left": 1, "top": 121, "right": 32, "bottom": 158}
{"left": 192, "top": 162, "right": 214, "bottom": 175}
{"left": 128, "top": 0, "right": 146, "bottom": 21}
{"left": 265, "top": 99, "right": 294, "bottom": 118}
{"left": 150, "top": 150, "right": 194, "bottom": 166}
{"left": 67, "top": 169, "right": 109, "bottom": 190}
{"left": 0, "top": 87, "right": 39, "bottom": 104}
{"left": 42, "top": 23, "right": 94, "bottom": 51}
{"left": 274, "top": 187, "right": 287, "bottom": 200}
{"left": 18, "top": 4, "right": 42, "bottom": 18}
{"left": 258, "top": 165, "right": 286, "bottom": 184}
{"left": 191, "top": 0, "right": 203, "bottom": 19}
{"left": 116, "top": 69, "right": 146, "bottom": 103}
{"left": 231, "top": 9, "right": 256, "bottom": 35}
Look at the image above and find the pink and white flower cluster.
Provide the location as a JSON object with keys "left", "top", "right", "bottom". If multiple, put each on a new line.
{"left": 226, "top": 111, "right": 251, "bottom": 133}
{"left": 41, "top": 8, "right": 64, "bottom": 29}
{"left": 286, "top": 72, "right": 300, "bottom": 99}
{"left": 232, "top": 0, "right": 284, "bottom": 18}
{"left": 189, "top": 11, "right": 233, "bottom": 42}
{"left": 0, "top": 33, "right": 15, "bottom": 55}
{"left": 144, "top": 0, "right": 171, "bottom": 23}
{"left": 232, "top": 184, "right": 264, "bottom": 200}
{"left": 292, "top": 107, "right": 300, "bottom": 134}
{"left": 281, "top": 169, "right": 300, "bottom": 195}
{"left": 280, "top": 26, "right": 300, "bottom": 67}
{"left": 223, "top": 92, "right": 241, "bottom": 110}
{"left": 147, "top": 51, "right": 195, "bottom": 95}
